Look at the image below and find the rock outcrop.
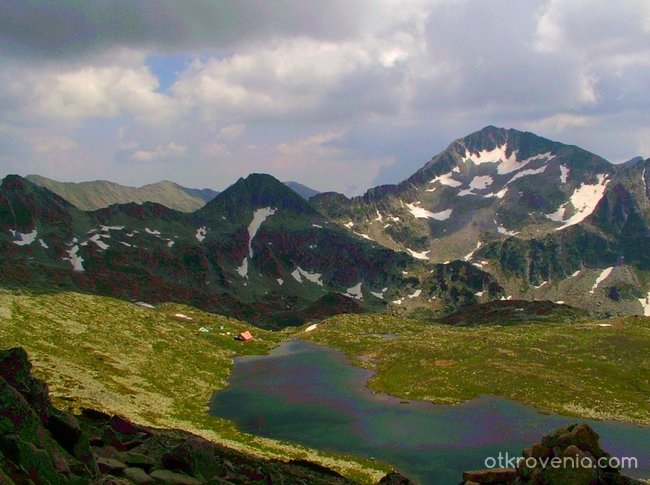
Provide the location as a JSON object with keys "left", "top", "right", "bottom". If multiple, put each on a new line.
{"left": 0, "top": 346, "right": 401, "bottom": 484}
{"left": 460, "top": 423, "right": 646, "bottom": 485}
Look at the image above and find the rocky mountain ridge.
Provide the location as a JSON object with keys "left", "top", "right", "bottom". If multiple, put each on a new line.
{"left": 311, "top": 126, "right": 650, "bottom": 317}
{"left": 0, "top": 173, "right": 500, "bottom": 327}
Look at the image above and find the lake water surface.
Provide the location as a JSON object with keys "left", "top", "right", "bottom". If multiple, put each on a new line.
{"left": 210, "top": 340, "right": 650, "bottom": 485}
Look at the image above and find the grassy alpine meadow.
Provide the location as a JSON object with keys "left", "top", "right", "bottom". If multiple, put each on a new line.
{"left": 301, "top": 313, "right": 650, "bottom": 425}
{"left": 0, "top": 287, "right": 390, "bottom": 483}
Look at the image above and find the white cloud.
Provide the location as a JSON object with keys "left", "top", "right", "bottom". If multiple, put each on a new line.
{"left": 272, "top": 130, "right": 395, "bottom": 194}
{"left": 131, "top": 142, "right": 187, "bottom": 162}
{"left": 0, "top": 50, "right": 175, "bottom": 125}
{"left": 1, "top": 1, "right": 649, "bottom": 193}
{"left": 217, "top": 123, "right": 246, "bottom": 139}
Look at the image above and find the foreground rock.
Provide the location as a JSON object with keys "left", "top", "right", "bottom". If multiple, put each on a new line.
{"left": 460, "top": 423, "right": 646, "bottom": 484}
{"left": 0, "top": 346, "right": 404, "bottom": 484}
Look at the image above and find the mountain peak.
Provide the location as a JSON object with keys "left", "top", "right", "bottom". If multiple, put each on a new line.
{"left": 196, "top": 173, "right": 320, "bottom": 219}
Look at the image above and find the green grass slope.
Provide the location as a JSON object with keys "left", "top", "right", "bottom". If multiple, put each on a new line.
{"left": 303, "top": 313, "right": 650, "bottom": 424}
{"left": 0, "top": 288, "right": 388, "bottom": 483}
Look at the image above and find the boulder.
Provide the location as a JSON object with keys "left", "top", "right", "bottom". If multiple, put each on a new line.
{"left": 462, "top": 468, "right": 517, "bottom": 483}
{"left": 0, "top": 348, "right": 52, "bottom": 426}
{"left": 0, "top": 434, "right": 60, "bottom": 485}
{"left": 542, "top": 423, "right": 604, "bottom": 458}
{"left": 95, "top": 457, "right": 127, "bottom": 474}
{"left": 90, "top": 476, "right": 132, "bottom": 484}
{"left": 462, "top": 423, "right": 645, "bottom": 485}
{"left": 161, "top": 437, "right": 214, "bottom": 476}
{"left": 124, "top": 452, "right": 155, "bottom": 470}
{"left": 149, "top": 469, "right": 202, "bottom": 484}
{"left": 47, "top": 411, "right": 81, "bottom": 453}
{"left": 0, "top": 377, "right": 45, "bottom": 446}
{"left": 108, "top": 416, "right": 148, "bottom": 437}
{"left": 123, "top": 467, "right": 155, "bottom": 484}
{"left": 378, "top": 471, "right": 416, "bottom": 484}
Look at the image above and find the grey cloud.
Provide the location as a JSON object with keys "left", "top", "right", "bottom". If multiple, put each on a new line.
{"left": 0, "top": 0, "right": 364, "bottom": 58}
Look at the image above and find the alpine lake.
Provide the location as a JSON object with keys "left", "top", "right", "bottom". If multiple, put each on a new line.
{"left": 210, "top": 340, "right": 650, "bottom": 485}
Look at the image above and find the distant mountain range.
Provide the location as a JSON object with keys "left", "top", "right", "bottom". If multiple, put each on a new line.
{"left": 283, "top": 181, "right": 321, "bottom": 200}
{"left": 25, "top": 175, "right": 219, "bottom": 212}
{"left": 0, "top": 173, "right": 496, "bottom": 327}
{"left": 24, "top": 175, "right": 321, "bottom": 212}
{"left": 3, "top": 126, "right": 649, "bottom": 323}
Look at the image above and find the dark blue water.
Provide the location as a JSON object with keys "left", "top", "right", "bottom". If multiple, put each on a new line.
{"left": 210, "top": 340, "right": 650, "bottom": 484}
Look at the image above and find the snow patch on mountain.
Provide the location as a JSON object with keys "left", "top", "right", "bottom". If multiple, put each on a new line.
{"left": 236, "top": 258, "right": 249, "bottom": 278}
{"left": 463, "top": 144, "right": 515, "bottom": 167}
{"left": 501, "top": 152, "right": 553, "bottom": 175}
{"left": 497, "top": 226, "right": 519, "bottom": 236}
{"left": 546, "top": 205, "right": 566, "bottom": 222}
{"left": 560, "top": 165, "right": 570, "bottom": 184}
{"left": 145, "top": 228, "right": 161, "bottom": 236}
{"left": 407, "top": 248, "right": 430, "bottom": 260}
{"left": 638, "top": 292, "right": 650, "bottom": 316}
{"left": 38, "top": 239, "right": 48, "bottom": 249}
{"left": 408, "top": 289, "right": 422, "bottom": 298}
{"left": 370, "top": 287, "right": 387, "bottom": 299}
{"left": 508, "top": 165, "right": 548, "bottom": 184}
{"left": 406, "top": 202, "right": 452, "bottom": 220}
{"left": 10, "top": 228, "right": 38, "bottom": 246}
{"left": 89, "top": 234, "right": 109, "bottom": 250}
{"left": 345, "top": 282, "right": 363, "bottom": 300}
{"left": 195, "top": 226, "right": 207, "bottom": 242}
{"left": 247, "top": 208, "right": 276, "bottom": 257}
{"left": 235, "top": 207, "right": 277, "bottom": 278}
{"left": 64, "top": 245, "right": 84, "bottom": 271}
{"left": 548, "top": 174, "right": 609, "bottom": 230}
{"left": 463, "top": 241, "right": 483, "bottom": 261}
{"left": 459, "top": 175, "right": 494, "bottom": 196}
{"left": 462, "top": 144, "right": 553, "bottom": 176}
{"left": 291, "top": 266, "right": 324, "bottom": 286}
{"left": 429, "top": 172, "right": 462, "bottom": 188}
{"left": 589, "top": 267, "right": 614, "bottom": 294}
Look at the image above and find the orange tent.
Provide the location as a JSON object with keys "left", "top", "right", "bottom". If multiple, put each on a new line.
{"left": 237, "top": 331, "right": 253, "bottom": 341}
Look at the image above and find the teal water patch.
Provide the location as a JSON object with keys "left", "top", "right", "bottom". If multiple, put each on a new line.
{"left": 210, "top": 340, "right": 650, "bottom": 485}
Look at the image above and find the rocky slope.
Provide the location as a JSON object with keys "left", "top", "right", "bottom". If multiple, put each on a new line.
{"left": 312, "top": 126, "right": 650, "bottom": 317}
{"left": 0, "top": 174, "right": 501, "bottom": 327}
{"left": 0, "top": 346, "right": 386, "bottom": 484}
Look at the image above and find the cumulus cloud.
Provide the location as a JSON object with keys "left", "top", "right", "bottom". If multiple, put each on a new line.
{"left": 218, "top": 123, "right": 246, "bottom": 140}
{"left": 131, "top": 142, "right": 187, "bottom": 162}
{"left": 0, "top": 0, "right": 649, "bottom": 193}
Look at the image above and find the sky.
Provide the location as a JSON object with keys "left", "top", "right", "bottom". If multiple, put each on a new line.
{"left": 1, "top": 1, "right": 649, "bottom": 196}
